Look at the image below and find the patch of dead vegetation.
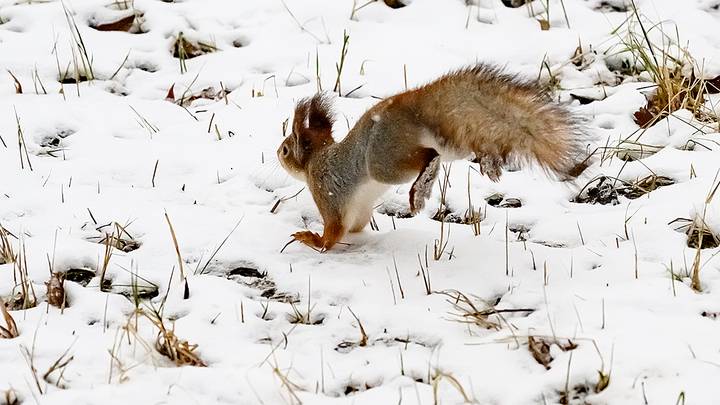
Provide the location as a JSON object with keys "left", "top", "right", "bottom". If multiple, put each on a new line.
{"left": 166, "top": 84, "right": 230, "bottom": 107}
{"left": 528, "top": 335, "right": 578, "bottom": 369}
{"left": 86, "top": 222, "right": 141, "bottom": 253}
{"left": 670, "top": 217, "right": 720, "bottom": 249}
{"left": 441, "top": 289, "right": 534, "bottom": 331}
{"left": 172, "top": 32, "right": 217, "bottom": 59}
{"left": 606, "top": 4, "right": 720, "bottom": 128}
{"left": 574, "top": 175, "right": 674, "bottom": 205}
{"left": 336, "top": 334, "right": 437, "bottom": 354}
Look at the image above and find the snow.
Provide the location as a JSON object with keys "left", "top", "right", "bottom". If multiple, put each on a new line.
{"left": 1, "top": 0, "right": 720, "bottom": 404}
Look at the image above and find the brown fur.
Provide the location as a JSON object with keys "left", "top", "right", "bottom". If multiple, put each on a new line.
{"left": 278, "top": 64, "right": 592, "bottom": 252}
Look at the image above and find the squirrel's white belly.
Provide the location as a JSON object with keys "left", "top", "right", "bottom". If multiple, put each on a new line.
{"left": 344, "top": 179, "right": 389, "bottom": 232}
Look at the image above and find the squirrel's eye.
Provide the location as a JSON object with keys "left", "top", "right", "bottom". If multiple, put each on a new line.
{"left": 282, "top": 146, "right": 289, "bottom": 156}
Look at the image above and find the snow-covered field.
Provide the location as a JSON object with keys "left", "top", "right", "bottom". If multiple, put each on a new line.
{"left": 1, "top": 0, "right": 720, "bottom": 403}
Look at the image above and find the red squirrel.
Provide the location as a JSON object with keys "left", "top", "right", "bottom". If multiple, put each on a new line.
{"left": 278, "top": 64, "right": 591, "bottom": 252}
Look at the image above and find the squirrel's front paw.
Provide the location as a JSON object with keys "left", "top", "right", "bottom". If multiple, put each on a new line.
{"left": 291, "top": 231, "right": 324, "bottom": 250}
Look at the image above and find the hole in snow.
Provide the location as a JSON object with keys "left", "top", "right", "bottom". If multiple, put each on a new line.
{"left": 598, "top": 120, "right": 615, "bottom": 130}
{"left": 64, "top": 268, "right": 96, "bottom": 287}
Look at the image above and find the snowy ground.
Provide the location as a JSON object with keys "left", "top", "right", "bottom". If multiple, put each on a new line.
{"left": 1, "top": 0, "right": 720, "bottom": 404}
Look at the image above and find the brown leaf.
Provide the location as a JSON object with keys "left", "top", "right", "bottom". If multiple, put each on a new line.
{"left": 571, "top": 45, "right": 584, "bottom": 67}
{"left": 7, "top": 70, "right": 22, "bottom": 94}
{"left": 93, "top": 14, "right": 136, "bottom": 32}
{"left": 46, "top": 272, "right": 66, "bottom": 309}
{"left": 383, "top": 0, "right": 406, "bottom": 8}
{"left": 165, "top": 84, "right": 175, "bottom": 102}
{"left": 0, "top": 297, "right": 18, "bottom": 339}
{"left": 528, "top": 336, "right": 553, "bottom": 369}
{"left": 633, "top": 105, "right": 655, "bottom": 127}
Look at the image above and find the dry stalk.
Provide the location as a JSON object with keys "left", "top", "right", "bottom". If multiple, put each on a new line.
{"left": 0, "top": 225, "right": 16, "bottom": 265}
{"left": 434, "top": 164, "right": 452, "bottom": 260}
{"left": 11, "top": 241, "right": 37, "bottom": 310}
{"left": 690, "top": 173, "right": 720, "bottom": 291}
{"left": 164, "top": 212, "right": 184, "bottom": 279}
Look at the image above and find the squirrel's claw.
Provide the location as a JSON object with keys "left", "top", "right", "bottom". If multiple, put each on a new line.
{"left": 290, "top": 231, "right": 325, "bottom": 252}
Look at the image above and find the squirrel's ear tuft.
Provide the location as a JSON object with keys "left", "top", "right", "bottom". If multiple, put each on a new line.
{"left": 308, "top": 93, "right": 334, "bottom": 131}
{"left": 292, "top": 97, "right": 311, "bottom": 136}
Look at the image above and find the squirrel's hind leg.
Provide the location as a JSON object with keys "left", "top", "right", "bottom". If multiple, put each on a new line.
{"left": 409, "top": 152, "right": 441, "bottom": 214}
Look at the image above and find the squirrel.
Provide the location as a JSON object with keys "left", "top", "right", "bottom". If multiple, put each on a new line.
{"left": 278, "top": 64, "right": 592, "bottom": 252}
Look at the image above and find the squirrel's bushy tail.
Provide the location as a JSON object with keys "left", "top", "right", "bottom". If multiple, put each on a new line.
{"left": 414, "top": 64, "right": 592, "bottom": 180}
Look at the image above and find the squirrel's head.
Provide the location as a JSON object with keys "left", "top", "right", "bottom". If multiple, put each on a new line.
{"left": 278, "top": 93, "right": 335, "bottom": 181}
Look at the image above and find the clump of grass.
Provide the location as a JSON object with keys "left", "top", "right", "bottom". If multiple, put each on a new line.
{"left": 610, "top": 1, "right": 719, "bottom": 128}
{"left": 671, "top": 173, "right": 720, "bottom": 292}
{"left": 120, "top": 277, "right": 206, "bottom": 367}
{"left": 149, "top": 309, "right": 207, "bottom": 367}
{"left": 670, "top": 216, "right": 720, "bottom": 250}
{"left": 91, "top": 222, "right": 141, "bottom": 253}
{"left": 60, "top": 2, "right": 95, "bottom": 93}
